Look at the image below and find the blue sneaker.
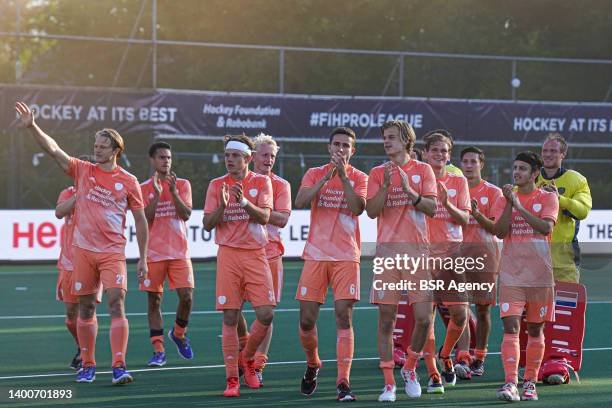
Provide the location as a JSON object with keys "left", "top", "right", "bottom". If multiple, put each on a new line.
{"left": 148, "top": 351, "right": 167, "bottom": 367}
{"left": 112, "top": 366, "right": 134, "bottom": 385}
{"left": 168, "top": 329, "right": 193, "bottom": 360}
{"left": 76, "top": 365, "right": 96, "bottom": 383}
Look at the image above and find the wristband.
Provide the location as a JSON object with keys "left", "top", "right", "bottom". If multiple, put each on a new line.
{"left": 412, "top": 194, "right": 422, "bottom": 206}
{"left": 239, "top": 197, "right": 248, "bottom": 207}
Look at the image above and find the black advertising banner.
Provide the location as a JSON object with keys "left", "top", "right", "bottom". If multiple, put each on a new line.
{"left": 2, "top": 86, "right": 611, "bottom": 143}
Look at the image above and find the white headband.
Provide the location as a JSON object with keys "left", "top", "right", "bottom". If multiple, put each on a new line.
{"left": 225, "top": 140, "right": 252, "bottom": 155}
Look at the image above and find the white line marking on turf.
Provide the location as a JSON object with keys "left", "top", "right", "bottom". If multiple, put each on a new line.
{"left": 2, "top": 302, "right": 612, "bottom": 320}
{"left": 0, "top": 306, "right": 379, "bottom": 320}
{"left": 1, "top": 347, "right": 612, "bottom": 381}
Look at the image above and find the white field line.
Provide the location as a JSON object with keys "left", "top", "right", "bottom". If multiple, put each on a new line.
{"left": 1, "top": 347, "right": 612, "bottom": 381}
{"left": 2, "top": 301, "right": 612, "bottom": 320}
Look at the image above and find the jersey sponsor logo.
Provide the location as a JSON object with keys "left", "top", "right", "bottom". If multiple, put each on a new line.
{"left": 480, "top": 196, "right": 489, "bottom": 205}
{"left": 533, "top": 203, "right": 542, "bottom": 212}
{"left": 249, "top": 188, "right": 258, "bottom": 197}
{"left": 501, "top": 302, "right": 510, "bottom": 312}
{"left": 115, "top": 182, "right": 124, "bottom": 191}
{"left": 149, "top": 193, "right": 155, "bottom": 199}
{"left": 411, "top": 175, "right": 421, "bottom": 184}
{"left": 349, "top": 180, "right": 355, "bottom": 187}
{"left": 218, "top": 295, "right": 227, "bottom": 305}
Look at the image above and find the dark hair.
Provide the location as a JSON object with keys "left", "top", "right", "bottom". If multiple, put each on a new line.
{"left": 148, "top": 141, "right": 172, "bottom": 158}
{"left": 424, "top": 132, "right": 453, "bottom": 151}
{"left": 380, "top": 120, "right": 416, "bottom": 152}
{"left": 424, "top": 128, "right": 454, "bottom": 144}
{"left": 515, "top": 151, "right": 543, "bottom": 173}
{"left": 460, "top": 146, "right": 485, "bottom": 162}
{"left": 329, "top": 127, "right": 356, "bottom": 145}
{"left": 223, "top": 134, "right": 255, "bottom": 154}
{"left": 412, "top": 147, "right": 423, "bottom": 161}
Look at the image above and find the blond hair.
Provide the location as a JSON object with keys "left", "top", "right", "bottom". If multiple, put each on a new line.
{"left": 253, "top": 133, "right": 279, "bottom": 154}
{"left": 95, "top": 128, "right": 125, "bottom": 158}
{"left": 544, "top": 133, "right": 568, "bottom": 153}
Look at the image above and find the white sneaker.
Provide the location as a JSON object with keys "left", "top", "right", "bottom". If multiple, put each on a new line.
{"left": 400, "top": 367, "right": 421, "bottom": 398}
{"left": 496, "top": 382, "right": 520, "bottom": 402}
{"left": 521, "top": 380, "right": 539, "bottom": 401}
{"left": 378, "top": 384, "right": 396, "bottom": 402}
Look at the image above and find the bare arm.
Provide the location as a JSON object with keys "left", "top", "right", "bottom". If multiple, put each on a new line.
{"left": 340, "top": 176, "right": 365, "bottom": 216}
{"left": 366, "top": 183, "right": 389, "bottom": 219}
{"left": 132, "top": 208, "right": 149, "bottom": 284}
{"left": 471, "top": 199, "right": 497, "bottom": 234}
{"left": 295, "top": 167, "right": 335, "bottom": 209}
{"left": 168, "top": 173, "right": 192, "bottom": 221}
{"left": 415, "top": 196, "right": 437, "bottom": 218}
{"left": 514, "top": 202, "right": 555, "bottom": 235}
{"left": 203, "top": 183, "right": 229, "bottom": 232}
{"left": 55, "top": 195, "right": 76, "bottom": 219}
{"left": 243, "top": 202, "right": 271, "bottom": 225}
{"left": 269, "top": 210, "right": 290, "bottom": 228}
{"left": 15, "top": 102, "right": 71, "bottom": 172}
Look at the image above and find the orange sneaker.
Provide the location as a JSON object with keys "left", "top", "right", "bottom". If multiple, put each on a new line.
{"left": 223, "top": 377, "right": 240, "bottom": 397}
{"left": 242, "top": 357, "right": 261, "bottom": 389}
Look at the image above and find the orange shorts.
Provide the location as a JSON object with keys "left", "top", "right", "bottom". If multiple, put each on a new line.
{"left": 216, "top": 246, "right": 276, "bottom": 310}
{"left": 56, "top": 268, "right": 78, "bottom": 304}
{"left": 140, "top": 259, "right": 194, "bottom": 292}
{"left": 296, "top": 260, "right": 360, "bottom": 304}
{"left": 499, "top": 286, "right": 555, "bottom": 323}
{"left": 268, "top": 256, "right": 284, "bottom": 303}
{"left": 73, "top": 246, "right": 127, "bottom": 296}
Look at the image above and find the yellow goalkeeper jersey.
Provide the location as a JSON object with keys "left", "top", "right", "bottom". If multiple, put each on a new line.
{"left": 536, "top": 167, "right": 592, "bottom": 282}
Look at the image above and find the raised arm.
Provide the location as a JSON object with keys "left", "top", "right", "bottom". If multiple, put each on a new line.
{"left": 168, "top": 173, "right": 192, "bottom": 221}
{"left": 15, "top": 102, "right": 71, "bottom": 172}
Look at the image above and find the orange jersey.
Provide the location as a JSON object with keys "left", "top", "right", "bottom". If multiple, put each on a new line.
{"left": 428, "top": 172, "right": 471, "bottom": 244}
{"left": 57, "top": 186, "right": 76, "bottom": 271}
{"left": 141, "top": 177, "right": 192, "bottom": 262}
{"left": 265, "top": 173, "right": 292, "bottom": 259}
{"left": 493, "top": 188, "right": 559, "bottom": 287}
{"left": 367, "top": 160, "right": 437, "bottom": 244}
{"left": 204, "top": 171, "right": 273, "bottom": 249}
{"left": 66, "top": 158, "right": 144, "bottom": 254}
{"left": 464, "top": 180, "right": 503, "bottom": 244}
{"left": 301, "top": 163, "right": 368, "bottom": 262}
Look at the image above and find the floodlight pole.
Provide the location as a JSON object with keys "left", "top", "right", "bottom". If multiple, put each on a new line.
{"left": 15, "top": 0, "right": 21, "bottom": 83}
{"left": 511, "top": 60, "right": 517, "bottom": 101}
{"left": 398, "top": 55, "right": 404, "bottom": 97}
{"left": 279, "top": 49, "right": 285, "bottom": 94}
{"left": 152, "top": 0, "right": 158, "bottom": 89}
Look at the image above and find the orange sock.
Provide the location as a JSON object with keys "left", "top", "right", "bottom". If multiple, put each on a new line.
{"left": 77, "top": 316, "right": 97, "bottom": 367}
{"left": 336, "top": 328, "right": 354, "bottom": 386}
{"left": 222, "top": 323, "right": 239, "bottom": 378}
{"left": 65, "top": 317, "right": 78, "bottom": 345}
{"left": 474, "top": 347, "right": 487, "bottom": 362}
{"left": 440, "top": 320, "right": 466, "bottom": 358}
{"left": 501, "top": 333, "right": 520, "bottom": 384}
{"left": 173, "top": 322, "right": 187, "bottom": 339}
{"left": 456, "top": 349, "right": 472, "bottom": 365}
{"left": 110, "top": 317, "right": 129, "bottom": 368}
{"left": 423, "top": 329, "right": 439, "bottom": 376}
{"left": 403, "top": 347, "right": 421, "bottom": 371}
{"left": 380, "top": 360, "right": 395, "bottom": 385}
{"left": 243, "top": 320, "right": 269, "bottom": 361}
{"left": 299, "top": 326, "right": 321, "bottom": 368}
{"left": 524, "top": 335, "right": 545, "bottom": 381}
{"left": 151, "top": 335, "right": 165, "bottom": 353}
{"left": 254, "top": 351, "right": 268, "bottom": 370}
{"left": 239, "top": 334, "right": 249, "bottom": 351}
